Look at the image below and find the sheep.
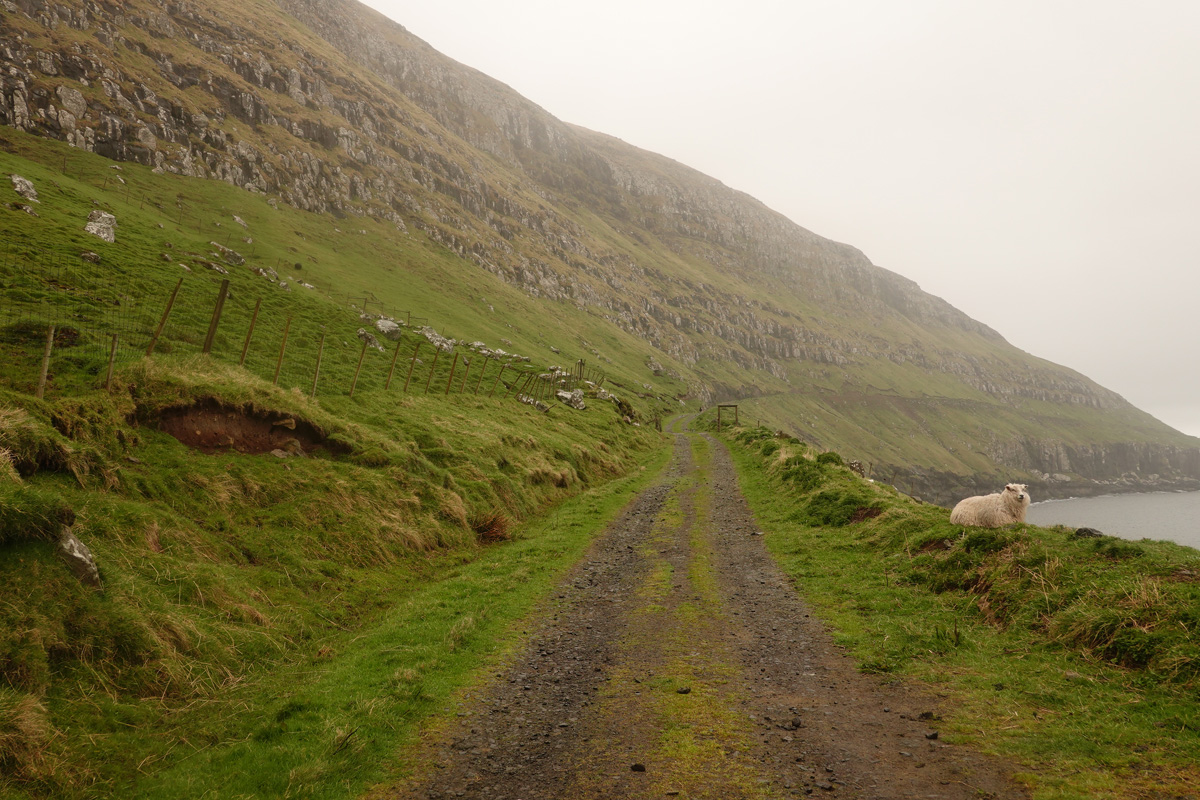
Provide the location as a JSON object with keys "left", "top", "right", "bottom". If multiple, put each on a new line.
{"left": 949, "top": 483, "right": 1031, "bottom": 528}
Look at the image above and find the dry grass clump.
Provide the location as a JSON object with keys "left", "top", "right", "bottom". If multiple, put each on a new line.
{"left": 528, "top": 467, "right": 572, "bottom": 488}
{"left": 0, "top": 448, "right": 19, "bottom": 484}
{"left": 436, "top": 487, "right": 469, "bottom": 529}
{"left": 470, "top": 510, "right": 511, "bottom": 544}
{"left": 0, "top": 690, "right": 52, "bottom": 780}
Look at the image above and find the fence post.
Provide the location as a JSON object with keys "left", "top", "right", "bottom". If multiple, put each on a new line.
{"left": 516, "top": 372, "right": 536, "bottom": 399}
{"left": 403, "top": 340, "right": 422, "bottom": 392}
{"left": 444, "top": 352, "right": 459, "bottom": 396}
{"left": 504, "top": 372, "right": 522, "bottom": 400}
{"left": 36, "top": 324, "right": 55, "bottom": 399}
{"left": 146, "top": 277, "right": 183, "bottom": 355}
{"left": 473, "top": 357, "right": 489, "bottom": 394}
{"left": 104, "top": 333, "right": 118, "bottom": 391}
{"left": 511, "top": 372, "right": 533, "bottom": 400}
{"left": 489, "top": 363, "right": 507, "bottom": 397}
{"left": 202, "top": 279, "right": 230, "bottom": 354}
{"left": 311, "top": 331, "right": 326, "bottom": 399}
{"left": 423, "top": 348, "right": 441, "bottom": 394}
{"left": 239, "top": 298, "right": 262, "bottom": 366}
{"left": 385, "top": 336, "right": 403, "bottom": 390}
{"left": 349, "top": 338, "right": 368, "bottom": 397}
{"left": 273, "top": 316, "right": 292, "bottom": 386}
{"left": 459, "top": 357, "right": 472, "bottom": 394}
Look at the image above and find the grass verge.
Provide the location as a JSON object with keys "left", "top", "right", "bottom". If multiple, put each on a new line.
{"left": 135, "top": 443, "right": 671, "bottom": 798}
{"left": 717, "top": 423, "right": 1200, "bottom": 800}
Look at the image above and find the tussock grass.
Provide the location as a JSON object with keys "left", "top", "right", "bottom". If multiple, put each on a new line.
{"left": 0, "top": 399, "right": 101, "bottom": 483}
{"left": 0, "top": 125, "right": 682, "bottom": 798}
{"left": 0, "top": 351, "right": 664, "bottom": 798}
{"left": 0, "top": 484, "right": 74, "bottom": 545}
{"left": 720, "top": 421, "right": 1200, "bottom": 798}
{"left": 0, "top": 690, "right": 53, "bottom": 785}
{"left": 470, "top": 509, "right": 511, "bottom": 544}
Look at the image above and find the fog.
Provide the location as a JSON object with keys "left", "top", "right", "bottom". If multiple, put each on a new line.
{"left": 361, "top": 0, "right": 1200, "bottom": 437}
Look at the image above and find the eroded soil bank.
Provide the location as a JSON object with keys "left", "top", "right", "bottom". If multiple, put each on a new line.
{"left": 157, "top": 398, "right": 332, "bottom": 455}
{"left": 378, "top": 425, "right": 1027, "bottom": 799}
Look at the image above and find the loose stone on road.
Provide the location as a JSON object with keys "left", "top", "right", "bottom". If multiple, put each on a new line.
{"left": 382, "top": 424, "right": 1027, "bottom": 799}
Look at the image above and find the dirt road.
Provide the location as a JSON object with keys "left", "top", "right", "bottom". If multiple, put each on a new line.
{"left": 383, "top": 425, "right": 1027, "bottom": 799}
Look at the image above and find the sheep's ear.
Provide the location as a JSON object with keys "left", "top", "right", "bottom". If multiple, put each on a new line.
{"left": 1004, "top": 484, "right": 1015, "bottom": 491}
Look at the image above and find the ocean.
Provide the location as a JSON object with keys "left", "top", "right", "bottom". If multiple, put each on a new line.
{"left": 1025, "top": 491, "right": 1200, "bottom": 551}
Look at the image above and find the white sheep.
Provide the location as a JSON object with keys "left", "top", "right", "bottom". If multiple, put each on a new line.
{"left": 949, "top": 483, "right": 1031, "bottom": 528}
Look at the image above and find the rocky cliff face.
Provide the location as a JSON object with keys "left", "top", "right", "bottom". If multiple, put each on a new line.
{"left": 890, "top": 439, "right": 1200, "bottom": 507}
{"left": 4, "top": 0, "right": 1198, "bottom": 492}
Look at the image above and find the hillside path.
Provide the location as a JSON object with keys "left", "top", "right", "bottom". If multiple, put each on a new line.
{"left": 380, "top": 421, "right": 1027, "bottom": 799}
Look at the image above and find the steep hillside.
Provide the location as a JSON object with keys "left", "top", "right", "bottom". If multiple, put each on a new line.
{"left": 2, "top": 0, "right": 1198, "bottom": 498}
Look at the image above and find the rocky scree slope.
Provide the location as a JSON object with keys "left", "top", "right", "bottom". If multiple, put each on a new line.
{"left": 2, "top": 0, "right": 1198, "bottom": 496}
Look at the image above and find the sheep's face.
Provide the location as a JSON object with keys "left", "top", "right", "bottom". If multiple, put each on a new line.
{"left": 1005, "top": 483, "right": 1030, "bottom": 504}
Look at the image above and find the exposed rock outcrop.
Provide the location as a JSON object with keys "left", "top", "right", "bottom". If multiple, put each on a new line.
{"left": 58, "top": 527, "right": 101, "bottom": 588}
{"left": 10, "top": 173, "right": 38, "bottom": 202}
{"left": 3, "top": 0, "right": 1196, "bottom": 490}
{"left": 84, "top": 210, "right": 116, "bottom": 242}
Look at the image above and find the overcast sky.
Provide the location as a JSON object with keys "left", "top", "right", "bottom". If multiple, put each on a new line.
{"left": 360, "top": 0, "right": 1200, "bottom": 437}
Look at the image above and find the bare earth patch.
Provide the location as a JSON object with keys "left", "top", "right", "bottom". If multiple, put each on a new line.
{"left": 157, "top": 399, "right": 335, "bottom": 455}
{"left": 377, "top": 426, "right": 1028, "bottom": 799}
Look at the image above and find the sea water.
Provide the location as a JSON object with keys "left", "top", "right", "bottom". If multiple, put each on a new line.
{"left": 1026, "top": 490, "right": 1200, "bottom": 551}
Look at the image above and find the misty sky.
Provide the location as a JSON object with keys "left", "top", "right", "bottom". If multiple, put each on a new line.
{"left": 360, "top": 0, "right": 1200, "bottom": 437}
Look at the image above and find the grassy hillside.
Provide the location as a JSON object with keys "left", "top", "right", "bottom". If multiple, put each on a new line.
{"left": 4, "top": 0, "right": 1199, "bottom": 501}
{"left": 0, "top": 351, "right": 666, "bottom": 797}
{"left": 0, "top": 134, "right": 680, "bottom": 797}
{"left": 0, "top": 132, "right": 688, "bottom": 409}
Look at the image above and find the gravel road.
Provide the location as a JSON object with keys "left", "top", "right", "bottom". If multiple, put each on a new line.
{"left": 381, "top": 425, "right": 1027, "bottom": 799}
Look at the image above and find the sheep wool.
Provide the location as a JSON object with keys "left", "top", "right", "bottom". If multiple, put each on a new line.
{"left": 949, "top": 483, "right": 1031, "bottom": 528}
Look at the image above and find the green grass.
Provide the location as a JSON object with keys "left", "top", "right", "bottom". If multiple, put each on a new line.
{"left": 2, "top": 13, "right": 1198, "bottom": 792}
{"left": 2, "top": 124, "right": 693, "bottom": 799}
{"left": 0, "top": 130, "right": 692, "bottom": 420}
{"left": 0, "top": 345, "right": 668, "bottom": 798}
{"left": 129, "top": 445, "right": 670, "bottom": 799}
{"left": 718, "top": 422, "right": 1200, "bottom": 799}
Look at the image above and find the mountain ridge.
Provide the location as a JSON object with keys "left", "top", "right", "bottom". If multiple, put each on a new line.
{"left": 2, "top": 0, "right": 1196, "bottom": 499}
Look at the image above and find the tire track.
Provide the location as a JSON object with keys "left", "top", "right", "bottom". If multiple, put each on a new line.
{"left": 379, "top": 423, "right": 1027, "bottom": 799}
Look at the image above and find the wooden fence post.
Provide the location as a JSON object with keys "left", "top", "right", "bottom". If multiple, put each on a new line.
{"left": 504, "top": 372, "right": 522, "bottom": 399}
{"left": 489, "top": 363, "right": 507, "bottom": 397}
{"left": 511, "top": 372, "right": 533, "bottom": 399}
{"left": 273, "top": 316, "right": 292, "bottom": 386}
{"left": 403, "top": 341, "right": 422, "bottom": 392}
{"left": 146, "top": 277, "right": 183, "bottom": 355}
{"left": 202, "top": 279, "right": 230, "bottom": 354}
{"left": 385, "top": 337, "right": 403, "bottom": 390}
{"left": 349, "top": 338, "right": 368, "bottom": 397}
{"left": 423, "top": 348, "right": 441, "bottom": 394}
{"left": 36, "top": 324, "right": 54, "bottom": 399}
{"left": 459, "top": 357, "right": 472, "bottom": 394}
{"left": 311, "top": 331, "right": 326, "bottom": 399}
{"left": 239, "top": 298, "right": 261, "bottom": 366}
{"left": 444, "top": 352, "right": 459, "bottom": 396}
{"left": 473, "top": 357, "right": 489, "bottom": 394}
{"left": 104, "top": 334, "right": 118, "bottom": 391}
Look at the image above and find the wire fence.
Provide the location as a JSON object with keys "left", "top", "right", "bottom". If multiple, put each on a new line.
{"left": 0, "top": 244, "right": 605, "bottom": 406}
